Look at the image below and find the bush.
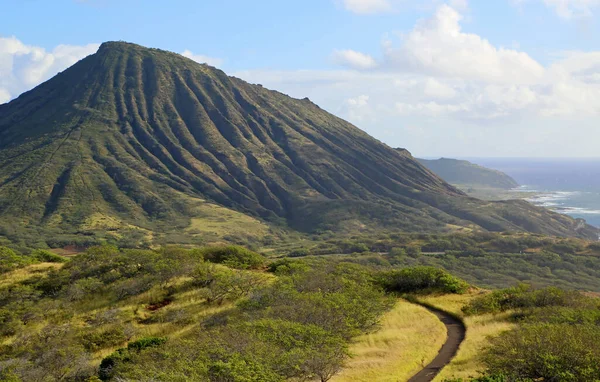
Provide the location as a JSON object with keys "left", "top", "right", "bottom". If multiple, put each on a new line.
{"left": 444, "top": 375, "right": 508, "bottom": 382}
{"left": 523, "top": 306, "right": 600, "bottom": 325}
{"left": 200, "top": 245, "right": 265, "bottom": 269}
{"left": 126, "top": 336, "right": 167, "bottom": 351}
{"left": 377, "top": 266, "right": 469, "bottom": 294}
{"left": 463, "top": 285, "right": 597, "bottom": 315}
{"left": 99, "top": 337, "right": 167, "bottom": 380}
{"left": 287, "top": 249, "right": 310, "bottom": 257}
{"left": 31, "top": 249, "right": 67, "bottom": 263}
{"left": 0, "top": 247, "right": 31, "bottom": 273}
{"left": 80, "top": 326, "right": 130, "bottom": 351}
{"left": 483, "top": 323, "right": 600, "bottom": 382}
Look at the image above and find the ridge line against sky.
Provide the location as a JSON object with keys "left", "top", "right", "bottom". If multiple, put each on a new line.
{"left": 2, "top": 0, "right": 600, "bottom": 157}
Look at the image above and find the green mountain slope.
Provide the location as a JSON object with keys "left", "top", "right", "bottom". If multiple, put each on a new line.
{"left": 0, "top": 42, "right": 597, "bottom": 243}
{"left": 417, "top": 157, "right": 519, "bottom": 189}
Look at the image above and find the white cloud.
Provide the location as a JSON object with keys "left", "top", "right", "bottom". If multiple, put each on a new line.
{"left": 543, "top": 0, "right": 600, "bottom": 18}
{"left": 181, "top": 50, "right": 223, "bottom": 66}
{"left": 513, "top": 0, "right": 600, "bottom": 18}
{"left": 347, "top": 94, "right": 370, "bottom": 107}
{"left": 381, "top": 5, "right": 545, "bottom": 84}
{"left": 344, "top": 94, "right": 375, "bottom": 121}
{"left": 341, "top": 0, "right": 392, "bottom": 14}
{"left": 236, "top": 3, "right": 600, "bottom": 156}
{"left": 449, "top": 0, "right": 469, "bottom": 10}
{"left": 0, "top": 89, "right": 10, "bottom": 104}
{"left": 0, "top": 36, "right": 99, "bottom": 104}
{"left": 332, "top": 49, "right": 378, "bottom": 69}
{"left": 422, "top": 78, "right": 458, "bottom": 99}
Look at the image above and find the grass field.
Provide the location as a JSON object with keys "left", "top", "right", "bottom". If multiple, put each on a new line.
{"left": 0, "top": 262, "right": 241, "bottom": 363}
{"left": 0, "top": 262, "right": 63, "bottom": 288}
{"left": 418, "top": 292, "right": 514, "bottom": 381}
{"left": 332, "top": 298, "right": 446, "bottom": 382}
{"left": 185, "top": 200, "right": 272, "bottom": 243}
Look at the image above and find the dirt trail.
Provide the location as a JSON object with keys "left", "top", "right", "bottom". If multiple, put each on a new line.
{"left": 407, "top": 305, "right": 466, "bottom": 382}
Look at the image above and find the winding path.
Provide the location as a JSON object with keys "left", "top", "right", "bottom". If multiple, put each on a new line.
{"left": 407, "top": 304, "right": 466, "bottom": 382}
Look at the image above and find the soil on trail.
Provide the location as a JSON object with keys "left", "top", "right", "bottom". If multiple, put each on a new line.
{"left": 407, "top": 305, "right": 466, "bottom": 382}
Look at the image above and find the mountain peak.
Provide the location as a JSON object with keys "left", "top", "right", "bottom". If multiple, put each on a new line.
{"left": 0, "top": 41, "right": 596, "bottom": 242}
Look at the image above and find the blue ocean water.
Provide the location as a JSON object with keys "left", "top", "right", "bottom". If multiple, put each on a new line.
{"left": 465, "top": 158, "right": 600, "bottom": 228}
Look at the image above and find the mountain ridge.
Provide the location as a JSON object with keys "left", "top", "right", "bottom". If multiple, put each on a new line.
{"left": 417, "top": 157, "right": 519, "bottom": 190}
{"left": 0, "top": 41, "right": 597, "bottom": 243}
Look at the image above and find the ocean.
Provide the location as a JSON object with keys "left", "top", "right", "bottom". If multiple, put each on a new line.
{"left": 465, "top": 158, "right": 600, "bottom": 228}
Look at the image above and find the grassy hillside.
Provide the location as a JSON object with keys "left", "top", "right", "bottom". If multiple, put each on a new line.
{"left": 417, "top": 157, "right": 519, "bottom": 190}
{"left": 0, "top": 41, "right": 597, "bottom": 246}
{"left": 332, "top": 299, "right": 446, "bottom": 382}
{"left": 3, "top": 243, "right": 600, "bottom": 381}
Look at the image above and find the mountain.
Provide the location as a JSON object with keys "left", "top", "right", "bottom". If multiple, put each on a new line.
{"left": 0, "top": 41, "right": 597, "bottom": 244}
{"left": 417, "top": 157, "right": 519, "bottom": 190}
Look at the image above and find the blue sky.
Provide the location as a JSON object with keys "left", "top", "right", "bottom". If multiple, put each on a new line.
{"left": 3, "top": 0, "right": 600, "bottom": 157}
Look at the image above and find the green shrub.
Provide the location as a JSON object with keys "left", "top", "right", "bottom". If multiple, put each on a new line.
{"left": 0, "top": 247, "right": 31, "bottom": 273}
{"left": 483, "top": 323, "right": 600, "bottom": 382}
{"left": 377, "top": 266, "right": 469, "bottom": 294}
{"left": 267, "top": 258, "right": 311, "bottom": 275}
{"left": 200, "top": 245, "right": 265, "bottom": 269}
{"left": 80, "top": 326, "right": 129, "bottom": 351}
{"left": 99, "top": 337, "right": 167, "bottom": 380}
{"left": 126, "top": 336, "right": 167, "bottom": 351}
{"left": 31, "top": 249, "right": 67, "bottom": 263}
{"left": 463, "top": 285, "right": 597, "bottom": 315}
{"left": 444, "top": 375, "right": 508, "bottom": 382}
{"left": 522, "top": 306, "right": 600, "bottom": 325}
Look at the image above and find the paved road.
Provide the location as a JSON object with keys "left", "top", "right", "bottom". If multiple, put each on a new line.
{"left": 407, "top": 305, "right": 466, "bottom": 382}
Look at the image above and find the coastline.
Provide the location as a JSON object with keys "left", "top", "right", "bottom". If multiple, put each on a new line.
{"left": 457, "top": 185, "right": 600, "bottom": 229}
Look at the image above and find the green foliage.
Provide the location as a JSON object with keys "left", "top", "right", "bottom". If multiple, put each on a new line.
{"left": 31, "top": 249, "right": 67, "bottom": 263}
{"left": 377, "top": 266, "right": 469, "bottom": 294}
{"left": 199, "top": 245, "right": 265, "bottom": 269}
{"left": 267, "top": 258, "right": 311, "bottom": 275}
{"left": 483, "top": 324, "right": 600, "bottom": 382}
{"left": 444, "top": 376, "right": 509, "bottom": 382}
{"left": 126, "top": 336, "right": 167, "bottom": 351}
{"left": 463, "top": 285, "right": 597, "bottom": 315}
{"left": 417, "top": 157, "right": 519, "bottom": 190}
{"left": 0, "top": 41, "right": 596, "bottom": 250}
{"left": 104, "top": 260, "right": 390, "bottom": 381}
{"left": 0, "top": 246, "right": 31, "bottom": 273}
{"left": 2, "top": 324, "right": 95, "bottom": 381}
{"left": 79, "top": 326, "right": 131, "bottom": 352}
{"left": 523, "top": 306, "right": 600, "bottom": 325}
{"left": 192, "top": 262, "right": 268, "bottom": 305}
{"left": 99, "top": 337, "right": 167, "bottom": 380}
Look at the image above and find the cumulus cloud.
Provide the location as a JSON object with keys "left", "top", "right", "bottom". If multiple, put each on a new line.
{"left": 379, "top": 5, "right": 545, "bottom": 84}
{"left": 0, "top": 36, "right": 99, "bottom": 104}
{"left": 330, "top": 5, "right": 544, "bottom": 84}
{"left": 332, "top": 49, "right": 378, "bottom": 69}
{"left": 236, "top": 3, "right": 600, "bottom": 156}
{"left": 181, "top": 50, "right": 223, "bottom": 66}
{"left": 341, "top": 0, "right": 392, "bottom": 14}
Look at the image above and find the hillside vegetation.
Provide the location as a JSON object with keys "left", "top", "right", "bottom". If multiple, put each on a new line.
{"left": 1, "top": 244, "right": 479, "bottom": 381}
{"left": 0, "top": 41, "right": 597, "bottom": 247}
{"left": 417, "top": 157, "right": 519, "bottom": 190}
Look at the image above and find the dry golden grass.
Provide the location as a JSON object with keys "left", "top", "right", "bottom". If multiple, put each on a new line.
{"left": 185, "top": 199, "right": 271, "bottom": 242}
{"left": 419, "top": 292, "right": 515, "bottom": 381}
{"left": 332, "top": 299, "right": 446, "bottom": 382}
{"left": 0, "top": 262, "right": 63, "bottom": 287}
